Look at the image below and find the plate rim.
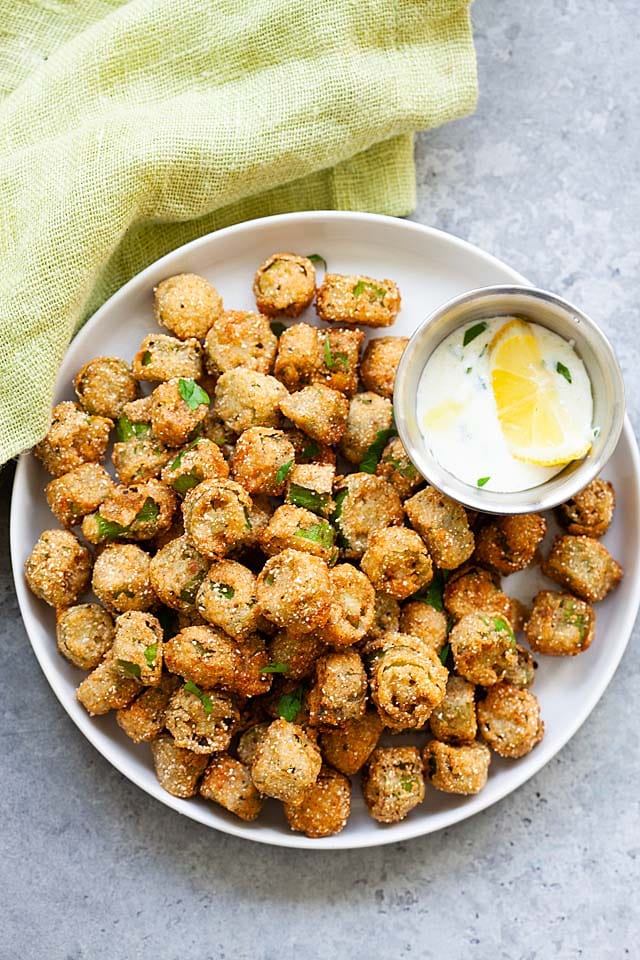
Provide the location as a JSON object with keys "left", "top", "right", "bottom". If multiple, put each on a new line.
{"left": 10, "top": 210, "right": 640, "bottom": 849}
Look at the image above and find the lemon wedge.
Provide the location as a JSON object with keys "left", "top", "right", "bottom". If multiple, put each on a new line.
{"left": 490, "top": 319, "right": 591, "bottom": 466}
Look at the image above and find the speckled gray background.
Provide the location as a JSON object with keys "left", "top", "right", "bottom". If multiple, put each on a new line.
{"left": 1, "top": 0, "right": 639, "bottom": 956}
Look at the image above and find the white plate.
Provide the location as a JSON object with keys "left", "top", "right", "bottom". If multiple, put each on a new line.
{"left": 10, "top": 211, "right": 640, "bottom": 849}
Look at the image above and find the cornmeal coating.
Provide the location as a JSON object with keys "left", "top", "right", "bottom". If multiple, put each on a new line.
{"left": 91, "top": 543, "right": 154, "bottom": 613}
{"left": 474, "top": 514, "right": 547, "bottom": 575}
{"left": 423, "top": 739, "right": 491, "bottom": 795}
{"left": 316, "top": 274, "right": 401, "bottom": 328}
{"left": 541, "top": 535, "right": 622, "bottom": 603}
{"left": 116, "top": 673, "right": 181, "bottom": 743}
{"left": 74, "top": 356, "right": 138, "bottom": 418}
{"left": 279, "top": 383, "right": 349, "bottom": 446}
{"left": 367, "top": 593, "right": 401, "bottom": 638}
{"left": 256, "top": 549, "right": 332, "bottom": 634}
{"left": 205, "top": 310, "right": 277, "bottom": 376}
{"left": 214, "top": 369, "right": 287, "bottom": 434}
{"left": 557, "top": 478, "right": 615, "bottom": 538}
{"left": 361, "top": 527, "right": 433, "bottom": 601}
{"left": 319, "top": 712, "right": 383, "bottom": 776}
{"left": 231, "top": 428, "right": 295, "bottom": 496}
{"left": 322, "top": 563, "right": 375, "bottom": 648}
{"left": 76, "top": 654, "right": 140, "bottom": 715}
{"left": 273, "top": 322, "right": 321, "bottom": 391}
{"left": 398, "top": 601, "right": 448, "bottom": 655}
{"left": 405, "top": 486, "right": 474, "bottom": 570}
{"left": 504, "top": 643, "right": 536, "bottom": 688}
{"left": 112, "top": 435, "right": 171, "bottom": 485}
{"left": 267, "top": 630, "right": 326, "bottom": 681}
{"left": 149, "top": 378, "right": 209, "bottom": 447}
{"left": 359, "top": 336, "right": 408, "bottom": 398}
{"left": 251, "top": 719, "right": 322, "bottom": 805}
{"left": 525, "top": 590, "right": 595, "bottom": 656}
{"left": 285, "top": 462, "right": 336, "bottom": 518}
{"left": 313, "top": 328, "right": 363, "bottom": 398}
{"left": 333, "top": 473, "right": 403, "bottom": 560}
{"left": 443, "top": 565, "right": 513, "bottom": 624}
{"left": 477, "top": 683, "right": 544, "bottom": 758}
{"left": 112, "top": 610, "right": 163, "bottom": 685}
{"left": 149, "top": 535, "right": 209, "bottom": 612}
{"left": 150, "top": 736, "right": 209, "bottom": 797}
{"left": 34, "top": 401, "right": 112, "bottom": 477}
{"left": 259, "top": 504, "right": 336, "bottom": 563}
{"left": 362, "top": 746, "right": 425, "bottom": 823}
{"left": 429, "top": 676, "right": 477, "bottom": 743}
{"left": 253, "top": 253, "right": 316, "bottom": 318}
{"left": 307, "top": 651, "right": 367, "bottom": 728}
{"left": 56, "top": 603, "right": 114, "bottom": 670}
{"left": 284, "top": 765, "right": 351, "bottom": 838}
{"left": 369, "top": 631, "right": 448, "bottom": 730}
{"left": 45, "top": 463, "right": 114, "bottom": 528}
{"left": 338, "top": 391, "right": 393, "bottom": 466}
{"left": 133, "top": 334, "right": 203, "bottom": 382}
{"left": 375, "top": 436, "right": 422, "bottom": 500}
{"left": 196, "top": 560, "right": 260, "bottom": 639}
{"left": 161, "top": 438, "right": 229, "bottom": 496}
{"left": 25, "top": 529, "right": 91, "bottom": 608}
{"left": 82, "top": 479, "right": 176, "bottom": 544}
{"left": 200, "top": 755, "right": 264, "bottom": 821}
{"left": 449, "top": 612, "right": 518, "bottom": 686}
{"left": 182, "top": 477, "right": 252, "bottom": 559}
{"left": 153, "top": 273, "right": 223, "bottom": 340}
{"left": 236, "top": 722, "right": 270, "bottom": 766}
{"left": 165, "top": 684, "right": 240, "bottom": 754}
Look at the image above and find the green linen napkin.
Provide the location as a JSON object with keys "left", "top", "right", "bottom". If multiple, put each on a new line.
{"left": 0, "top": 0, "right": 477, "bottom": 465}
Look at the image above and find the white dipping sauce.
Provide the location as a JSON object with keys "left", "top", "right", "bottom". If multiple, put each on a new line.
{"left": 416, "top": 316, "right": 594, "bottom": 493}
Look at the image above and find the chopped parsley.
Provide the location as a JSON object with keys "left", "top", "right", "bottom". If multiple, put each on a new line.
{"left": 184, "top": 680, "right": 213, "bottom": 716}
{"left": 301, "top": 440, "right": 320, "bottom": 460}
{"left": 116, "top": 659, "right": 141, "bottom": 679}
{"left": 477, "top": 476, "right": 490, "bottom": 487}
{"left": 324, "top": 336, "right": 349, "bottom": 370}
{"left": 556, "top": 361, "right": 572, "bottom": 383}
{"left": 463, "top": 321, "right": 488, "bottom": 347}
{"left": 439, "top": 643, "right": 451, "bottom": 666}
{"left": 359, "top": 428, "right": 398, "bottom": 474}
{"left": 295, "top": 522, "right": 335, "bottom": 550}
{"left": 262, "top": 662, "right": 289, "bottom": 674}
{"left": 277, "top": 686, "right": 304, "bottom": 721}
{"left": 288, "top": 484, "right": 328, "bottom": 514}
{"left": 135, "top": 497, "right": 160, "bottom": 525}
{"left": 414, "top": 570, "right": 448, "bottom": 612}
{"left": 352, "top": 280, "right": 387, "bottom": 301}
{"left": 276, "top": 460, "right": 294, "bottom": 484}
{"left": 116, "top": 416, "right": 151, "bottom": 442}
{"left": 144, "top": 644, "right": 158, "bottom": 668}
{"left": 307, "top": 253, "right": 327, "bottom": 271}
{"left": 172, "top": 471, "right": 201, "bottom": 495}
{"left": 178, "top": 378, "right": 210, "bottom": 410}
{"left": 170, "top": 437, "right": 203, "bottom": 471}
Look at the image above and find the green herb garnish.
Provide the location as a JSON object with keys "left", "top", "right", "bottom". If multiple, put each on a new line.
{"left": 301, "top": 440, "right": 320, "bottom": 460}
{"left": 116, "top": 416, "right": 151, "bottom": 442}
{"left": 184, "top": 680, "right": 213, "bottom": 716}
{"left": 270, "top": 321, "right": 286, "bottom": 338}
{"left": 324, "top": 336, "right": 349, "bottom": 370}
{"left": 556, "top": 361, "right": 572, "bottom": 383}
{"left": 117, "top": 659, "right": 141, "bottom": 679}
{"left": 141, "top": 351, "right": 152, "bottom": 366}
{"left": 416, "top": 580, "right": 444, "bottom": 612}
{"left": 439, "top": 643, "right": 450, "bottom": 666}
{"left": 477, "top": 476, "right": 490, "bottom": 487}
{"left": 359, "top": 428, "right": 398, "bottom": 474}
{"left": 170, "top": 436, "right": 202, "bottom": 471}
{"left": 172, "top": 472, "right": 201, "bottom": 495}
{"left": 277, "top": 686, "right": 304, "bottom": 721}
{"left": 144, "top": 644, "right": 158, "bottom": 668}
{"left": 307, "top": 253, "right": 327, "bottom": 271}
{"left": 288, "top": 484, "right": 329, "bottom": 514}
{"left": 135, "top": 497, "right": 160, "bottom": 525}
{"left": 352, "top": 280, "right": 387, "bottom": 300}
{"left": 262, "top": 662, "right": 289, "bottom": 674}
{"left": 295, "top": 522, "right": 335, "bottom": 550}
{"left": 178, "top": 378, "right": 210, "bottom": 410}
{"left": 276, "top": 460, "right": 294, "bottom": 484}
{"left": 95, "top": 515, "right": 129, "bottom": 540}
{"left": 463, "top": 322, "right": 488, "bottom": 347}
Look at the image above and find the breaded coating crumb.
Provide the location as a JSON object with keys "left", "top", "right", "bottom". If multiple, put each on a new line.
{"left": 369, "top": 631, "right": 448, "bottom": 730}
{"left": 319, "top": 712, "right": 383, "bottom": 776}
{"left": 443, "top": 564, "right": 513, "bottom": 624}
{"left": 338, "top": 391, "right": 393, "bottom": 465}
{"left": 541, "top": 535, "right": 622, "bottom": 603}
{"left": 251, "top": 719, "right": 322, "bottom": 805}
{"left": 231, "top": 428, "right": 295, "bottom": 496}
{"left": 133, "top": 334, "right": 203, "bottom": 382}
{"left": 360, "top": 336, "right": 408, "bottom": 398}
{"left": 200, "top": 755, "right": 264, "bottom": 821}
{"left": 558, "top": 478, "right": 615, "bottom": 537}
{"left": 25, "top": 529, "right": 91, "bottom": 608}
{"left": 91, "top": 543, "right": 155, "bottom": 613}
{"left": 316, "top": 274, "right": 401, "bottom": 328}
{"left": 56, "top": 603, "right": 114, "bottom": 670}
{"left": 333, "top": 473, "right": 403, "bottom": 560}
{"left": 161, "top": 437, "right": 229, "bottom": 495}
{"left": 361, "top": 527, "right": 433, "bottom": 601}
{"left": 205, "top": 310, "right": 277, "bottom": 375}
{"left": 362, "top": 746, "right": 425, "bottom": 823}
{"left": 307, "top": 651, "right": 367, "bottom": 728}
{"left": 525, "top": 590, "right": 595, "bottom": 656}
{"left": 474, "top": 513, "right": 547, "bottom": 575}
{"left": 253, "top": 253, "right": 316, "bottom": 318}
{"left": 398, "top": 601, "right": 448, "bottom": 654}
{"left": 280, "top": 383, "right": 349, "bottom": 446}
{"left": 76, "top": 655, "right": 140, "bottom": 715}
{"left": 154, "top": 273, "right": 223, "bottom": 340}
{"left": 34, "top": 401, "right": 112, "bottom": 477}
{"left": 74, "top": 356, "right": 138, "bottom": 419}
{"left": 477, "top": 683, "right": 544, "bottom": 758}
{"left": 256, "top": 549, "right": 332, "bottom": 634}
{"left": 284, "top": 765, "right": 351, "bottom": 838}
{"left": 429, "top": 676, "right": 477, "bottom": 743}
{"left": 116, "top": 674, "right": 180, "bottom": 743}
{"left": 449, "top": 611, "right": 518, "bottom": 686}
{"left": 165, "top": 684, "right": 240, "bottom": 754}
{"left": 423, "top": 739, "right": 491, "bottom": 794}
{"left": 322, "top": 563, "right": 375, "bottom": 648}
{"left": 214, "top": 369, "right": 288, "bottom": 434}
{"left": 182, "top": 477, "right": 252, "bottom": 559}
{"left": 150, "top": 736, "right": 209, "bottom": 797}
{"left": 405, "top": 486, "right": 474, "bottom": 570}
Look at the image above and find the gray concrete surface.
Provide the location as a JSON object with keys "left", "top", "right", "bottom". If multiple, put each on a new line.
{"left": 2, "top": 0, "right": 639, "bottom": 956}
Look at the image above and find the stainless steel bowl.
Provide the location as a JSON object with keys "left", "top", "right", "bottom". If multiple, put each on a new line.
{"left": 394, "top": 285, "right": 625, "bottom": 514}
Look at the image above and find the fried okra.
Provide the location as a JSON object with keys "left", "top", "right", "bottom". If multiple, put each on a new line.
{"left": 236, "top": 722, "right": 270, "bottom": 765}
{"left": 504, "top": 643, "right": 536, "bottom": 688}
{"left": 112, "top": 611, "right": 163, "bottom": 685}
{"left": 316, "top": 274, "right": 401, "bottom": 328}
{"left": 477, "top": 683, "right": 544, "bottom": 758}
{"left": 112, "top": 433, "right": 171, "bottom": 485}
{"left": 182, "top": 477, "right": 252, "bottom": 559}
{"left": 76, "top": 655, "right": 140, "bottom": 715}
{"left": 161, "top": 437, "right": 229, "bottom": 496}
{"left": 253, "top": 252, "right": 316, "bottom": 317}
{"left": 25, "top": 529, "right": 91, "bottom": 608}
{"left": 333, "top": 473, "right": 403, "bottom": 559}
{"left": 314, "top": 328, "right": 363, "bottom": 398}
{"left": 361, "top": 527, "right": 433, "bottom": 601}
{"left": 150, "top": 736, "right": 209, "bottom": 797}
{"left": 443, "top": 565, "right": 513, "bottom": 624}
{"left": 231, "top": 428, "right": 295, "bottom": 495}
{"left": 423, "top": 739, "right": 491, "bottom": 795}
{"left": 241, "top": 493, "right": 275, "bottom": 550}
{"left": 196, "top": 560, "right": 260, "bottom": 639}
{"left": 214, "top": 369, "right": 287, "bottom": 434}
{"left": 398, "top": 601, "right": 448, "bottom": 655}
{"left": 148, "top": 535, "right": 209, "bottom": 612}
{"left": 338, "top": 391, "right": 393, "bottom": 465}
{"left": 285, "top": 463, "right": 335, "bottom": 518}
{"left": 116, "top": 673, "right": 180, "bottom": 742}
{"left": 256, "top": 549, "right": 332, "bottom": 634}
{"left": 368, "top": 592, "right": 401, "bottom": 638}
{"left": 200, "top": 755, "right": 263, "bottom": 821}
{"left": 149, "top": 378, "right": 209, "bottom": 447}
{"left": 541, "top": 535, "right": 622, "bottom": 603}
{"left": 260, "top": 505, "right": 336, "bottom": 563}
{"left": 449, "top": 612, "right": 517, "bottom": 686}
{"left": 375, "top": 436, "right": 422, "bottom": 500}
{"left": 359, "top": 336, "right": 408, "bottom": 398}
{"left": 73, "top": 356, "right": 138, "bottom": 418}
{"left": 92, "top": 543, "right": 155, "bottom": 613}
{"left": 205, "top": 310, "right": 277, "bottom": 376}
{"left": 525, "top": 590, "right": 595, "bottom": 656}
{"left": 369, "top": 632, "right": 448, "bottom": 730}
{"left": 153, "top": 273, "right": 223, "bottom": 340}
{"left": 133, "top": 333, "right": 203, "bottom": 382}
{"left": 307, "top": 651, "right": 367, "bottom": 728}
{"left": 82, "top": 479, "right": 176, "bottom": 544}
{"left": 267, "top": 630, "right": 326, "bottom": 681}
{"left": 165, "top": 684, "right": 240, "bottom": 754}
{"left": 45, "top": 463, "right": 114, "bottom": 528}
{"left": 56, "top": 603, "right": 114, "bottom": 670}
{"left": 474, "top": 513, "right": 547, "bottom": 575}
{"left": 558, "top": 478, "right": 615, "bottom": 537}
{"left": 405, "top": 486, "right": 474, "bottom": 570}
{"left": 319, "top": 712, "right": 383, "bottom": 776}
{"left": 34, "top": 401, "right": 112, "bottom": 477}
{"left": 322, "top": 564, "right": 375, "bottom": 647}
{"left": 279, "top": 383, "right": 349, "bottom": 446}
{"left": 362, "top": 746, "right": 425, "bottom": 823}
{"left": 273, "top": 322, "right": 320, "bottom": 391}
{"left": 284, "top": 765, "right": 351, "bottom": 838}
{"left": 251, "top": 719, "right": 322, "bottom": 805}
{"left": 163, "top": 625, "right": 242, "bottom": 691}
{"left": 429, "top": 676, "right": 477, "bottom": 743}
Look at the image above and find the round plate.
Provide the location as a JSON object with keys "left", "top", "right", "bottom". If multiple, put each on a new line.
{"left": 10, "top": 211, "right": 640, "bottom": 849}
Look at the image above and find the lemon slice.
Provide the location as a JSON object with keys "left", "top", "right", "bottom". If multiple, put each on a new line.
{"left": 490, "top": 319, "right": 591, "bottom": 466}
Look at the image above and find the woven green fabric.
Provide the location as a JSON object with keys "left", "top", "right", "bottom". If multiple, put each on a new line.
{"left": 0, "top": 0, "right": 477, "bottom": 464}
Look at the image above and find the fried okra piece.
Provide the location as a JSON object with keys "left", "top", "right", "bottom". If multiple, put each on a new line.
{"left": 319, "top": 712, "right": 383, "bottom": 776}
{"left": 150, "top": 736, "right": 210, "bottom": 797}
{"left": 307, "top": 651, "right": 367, "bottom": 728}
{"left": 338, "top": 391, "right": 393, "bottom": 466}
{"left": 423, "top": 739, "right": 491, "bottom": 795}
{"left": 359, "top": 336, "right": 408, "bottom": 398}
{"left": 285, "top": 463, "right": 335, "bottom": 518}
{"left": 76, "top": 655, "right": 140, "bottom": 715}
{"left": 541, "top": 535, "right": 622, "bottom": 603}
{"left": 241, "top": 494, "right": 275, "bottom": 550}
{"left": 56, "top": 603, "right": 114, "bottom": 670}
{"left": 231, "top": 428, "right": 295, "bottom": 496}
{"left": 112, "top": 434, "right": 172, "bottom": 485}
{"left": 322, "top": 564, "right": 375, "bottom": 648}
{"left": 405, "top": 486, "right": 474, "bottom": 570}
{"left": 153, "top": 273, "right": 223, "bottom": 340}
{"left": 504, "top": 643, "right": 536, "bottom": 688}
{"left": 369, "top": 632, "right": 448, "bottom": 730}
{"left": 279, "top": 383, "right": 349, "bottom": 446}
{"left": 257, "top": 549, "right": 332, "bottom": 634}
{"left": 477, "top": 683, "right": 544, "bottom": 758}
{"left": 196, "top": 560, "right": 260, "bottom": 639}
{"left": 34, "top": 401, "right": 112, "bottom": 477}
{"left": 161, "top": 437, "right": 229, "bottom": 496}
{"left": 92, "top": 544, "right": 155, "bottom": 613}
{"left": 200, "top": 755, "right": 264, "bottom": 821}
{"left": 267, "top": 630, "right": 326, "bottom": 681}
{"left": 204, "top": 310, "right": 277, "bottom": 376}
{"left": 449, "top": 612, "right": 518, "bottom": 686}
{"left": 443, "top": 565, "right": 513, "bottom": 624}
{"left": 362, "top": 747, "right": 425, "bottom": 823}
{"left": 82, "top": 479, "right": 176, "bottom": 544}
{"left": 332, "top": 473, "right": 403, "bottom": 559}
{"left": 214, "top": 369, "right": 288, "bottom": 434}
{"left": 375, "top": 436, "right": 422, "bottom": 500}
{"left": 250, "top": 719, "right": 322, "bottom": 805}
{"left": 165, "top": 684, "right": 240, "bottom": 754}
{"left": 74, "top": 357, "right": 138, "bottom": 418}
{"left": 111, "top": 610, "right": 163, "bottom": 685}
{"left": 284, "top": 765, "right": 351, "bottom": 838}
{"left": 273, "top": 322, "right": 320, "bottom": 391}
{"left": 361, "top": 527, "right": 433, "bottom": 601}
{"left": 116, "top": 673, "right": 181, "bottom": 743}
{"left": 399, "top": 601, "right": 448, "bottom": 655}
{"left": 182, "top": 477, "right": 252, "bottom": 559}
{"left": 236, "top": 722, "right": 270, "bottom": 765}
{"left": 316, "top": 274, "right": 401, "bottom": 328}
{"left": 148, "top": 535, "right": 208, "bottom": 613}
{"left": 474, "top": 513, "right": 547, "bottom": 575}
{"left": 133, "top": 333, "right": 203, "bottom": 382}
{"left": 368, "top": 593, "right": 401, "bottom": 638}
{"left": 149, "top": 377, "right": 209, "bottom": 447}
{"left": 313, "top": 328, "right": 363, "bottom": 398}
{"left": 123, "top": 396, "right": 153, "bottom": 423}
{"left": 525, "top": 590, "right": 595, "bottom": 656}
{"left": 259, "top": 505, "right": 337, "bottom": 563}
{"left": 558, "top": 478, "right": 615, "bottom": 538}
{"left": 429, "top": 676, "right": 477, "bottom": 743}
{"left": 284, "top": 427, "right": 336, "bottom": 466}
{"left": 45, "top": 463, "right": 114, "bottom": 528}
{"left": 25, "top": 529, "right": 91, "bottom": 608}
{"left": 163, "top": 625, "right": 241, "bottom": 690}
{"left": 253, "top": 252, "right": 316, "bottom": 317}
